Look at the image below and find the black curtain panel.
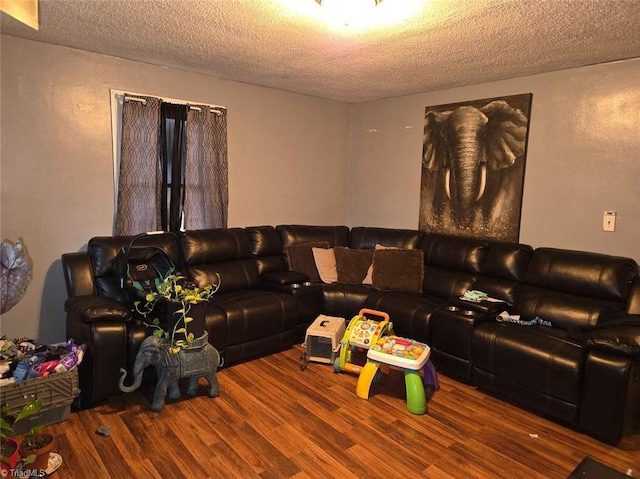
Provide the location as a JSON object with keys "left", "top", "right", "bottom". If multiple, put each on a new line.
{"left": 160, "top": 103, "right": 188, "bottom": 232}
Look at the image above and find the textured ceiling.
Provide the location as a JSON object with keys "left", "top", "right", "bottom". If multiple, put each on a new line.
{"left": 2, "top": 0, "right": 640, "bottom": 103}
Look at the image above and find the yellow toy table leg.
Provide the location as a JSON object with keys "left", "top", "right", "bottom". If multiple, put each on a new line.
{"left": 405, "top": 370, "right": 427, "bottom": 415}
{"left": 356, "top": 361, "right": 380, "bottom": 399}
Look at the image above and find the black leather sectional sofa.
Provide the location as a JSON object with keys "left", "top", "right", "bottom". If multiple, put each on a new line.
{"left": 61, "top": 225, "right": 640, "bottom": 445}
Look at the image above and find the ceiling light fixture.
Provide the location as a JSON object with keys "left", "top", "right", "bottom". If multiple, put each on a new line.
{"left": 0, "top": 0, "right": 39, "bottom": 30}
{"left": 316, "top": 0, "right": 383, "bottom": 27}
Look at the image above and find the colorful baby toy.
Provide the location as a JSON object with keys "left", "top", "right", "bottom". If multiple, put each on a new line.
{"left": 334, "top": 309, "right": 394, "bottom": 376}
{"left": 356, "top": 335, "right": 438, "bottom": 415}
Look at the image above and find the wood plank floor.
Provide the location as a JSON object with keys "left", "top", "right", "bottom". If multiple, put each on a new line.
{"left": 47, "top": 345, "right": 640, "bottom": 478}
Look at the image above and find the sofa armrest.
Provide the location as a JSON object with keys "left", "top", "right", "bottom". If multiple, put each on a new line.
{"left": 582, "top": 325, "right": 640, "bottom": 358}
{"left": 258, "top": 279, "right": 323, "bottom": 324}
{"left": 448, "top": 297, "right": 511, "bottom": 315}
{"left": 65, "top": 295, "right": 131, "bottom": 323}
{"left": 570, "top": 309, "right": 640, "bottom": 357}
{"left": 66, "top": 317, "right": 130, "bottom": 409}
{"left": 579, "top": 349, "right": 640, "bottom": 445}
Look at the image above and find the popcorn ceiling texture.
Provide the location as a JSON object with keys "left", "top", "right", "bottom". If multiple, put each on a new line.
{"left": 1, "top": 0, "right": 639, "bottom": 103}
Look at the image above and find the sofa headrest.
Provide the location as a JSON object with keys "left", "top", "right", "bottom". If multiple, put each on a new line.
{"left": 245, "top": 226, "right": 282, "bottom": 257}
{"left": 182, "top": 228, "right": 252, "bottom": 264}
{"left": 480, "top": 242, "right": 533, "bottom": 282}
{"left": 349, "top": 227, "right": 422, "bottom": 250}
{"left": 524, "top": 248, "right": 639, "bottom": 302}
{"left": 276, "top": 225, "right": 350, "bottom": 248}
{"left": 420, "top": 233, "right": 487, "bottom": 273}
{"left": 181, "top": 229, "right": 258, "bottom": 292}
{"left": 245, "top": 225, "right": 287, "bottom": 275}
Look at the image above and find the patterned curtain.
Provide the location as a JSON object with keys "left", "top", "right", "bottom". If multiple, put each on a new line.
{"left": 183, "top": 107, "right": 228, "bottom": 230}
{"left": 115, "top": 96, "right": 162, "bottom": 235}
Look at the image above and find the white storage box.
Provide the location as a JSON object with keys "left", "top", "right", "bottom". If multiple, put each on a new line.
{"left": 302, "top": 315, "right": 346, "bottom": 368}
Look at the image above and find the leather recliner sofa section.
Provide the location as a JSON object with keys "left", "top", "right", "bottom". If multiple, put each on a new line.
{"left": 472, "top": 248, "right": 640, "bottom": 444}
{"left": 61, "top": 225, "right": 640, "bottom": 446}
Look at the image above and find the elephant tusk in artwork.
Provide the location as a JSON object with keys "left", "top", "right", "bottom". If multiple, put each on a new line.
{"left": 476, "top": 163, "right": 487, "bottom": 201}
{"left": 443, "top": 163, "right": 486, "bottom": 203}
{"left": 444, "top": 168, "right": 451, "bottom": 200}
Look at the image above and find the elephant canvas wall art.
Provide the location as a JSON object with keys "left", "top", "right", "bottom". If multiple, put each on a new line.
{"left": 419, "top": 93, "right": 532, "bottom": 241}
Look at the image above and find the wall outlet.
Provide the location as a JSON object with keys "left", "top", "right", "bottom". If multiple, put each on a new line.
{"left": 603, "top": 211, "right": 616, "bottom": 232}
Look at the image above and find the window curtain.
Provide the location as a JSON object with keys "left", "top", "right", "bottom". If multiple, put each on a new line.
{"left": 184, "top": 107, "right": 228, "bottom": 230}
{"left": 115, "top": 96, "right": 162, "bottom": 235}
{"left": 115, "top": 95, "right": 228, "bottom": 234}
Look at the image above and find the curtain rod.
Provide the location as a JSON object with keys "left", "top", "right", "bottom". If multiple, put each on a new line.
{"left": 123, "top": 95, "right": 225, "bottom": 115}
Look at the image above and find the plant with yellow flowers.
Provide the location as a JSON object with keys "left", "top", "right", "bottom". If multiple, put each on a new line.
{"left": 134, "top": 273, "right": 219, "bottom": 354}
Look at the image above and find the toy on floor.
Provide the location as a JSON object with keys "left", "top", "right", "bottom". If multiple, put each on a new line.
{"left": 334, "top": 309, "right": 393, "bottom": 376}
{"left": 301, "top": 314, "right": 346, "bottom": 370}
{"left": 356, "top": 335, "right": 439, "bottom": 415}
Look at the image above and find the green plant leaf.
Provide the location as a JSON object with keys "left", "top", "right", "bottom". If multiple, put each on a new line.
{"left": 1, "top": 417, "right": 12, "bottom": 440}
{"left": 0, "top": 419, "right": 11, "bottom": 432}
{"left": 153, "top": 329, "right": 164, "bottom": 337}
{"left": 21, "top": 453, "right": 36, "bottom": 465}
{"left": 153, "top": 318, "right": 161, "bottom": 325}
{"left": 184, "top": 317, "right": 193, "bottom": 323}
{"left": 175, "top": 328, "right": 187, "bottom": 335}
{"left": 187, "top": 332, "right": 194, "bottom": 343}
{"left": 15, "top": 399, "right": 43, "bottom": 422}
{"left": 26, "top": 424, "right": 43, "bottom": 440}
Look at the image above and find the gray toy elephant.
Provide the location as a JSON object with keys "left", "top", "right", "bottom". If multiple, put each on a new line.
{"left": 119, "top": 331, "right": 220, "bottom": 412}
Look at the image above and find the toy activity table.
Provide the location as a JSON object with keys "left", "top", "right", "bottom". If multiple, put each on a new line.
{"left": 356, "top": 335, "right": 433, "bottom": 415}
{"left": 334, "top": 309, "right": 393, "bottom": 376}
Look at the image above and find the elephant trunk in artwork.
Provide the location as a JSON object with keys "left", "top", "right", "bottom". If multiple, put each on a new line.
{"left": 447, "top": 120, "right": 487, "bottom": 226}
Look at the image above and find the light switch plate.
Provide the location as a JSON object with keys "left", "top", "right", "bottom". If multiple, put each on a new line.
{"left": 603, "top": 211, "right": 616, "bottom": 232}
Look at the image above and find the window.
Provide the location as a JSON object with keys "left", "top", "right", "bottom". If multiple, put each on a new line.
{"left": 160, "top": 103, "right": 187, "bottom": 232}
{"left": 112, "top": 92, "right": 228, "bottom": 235}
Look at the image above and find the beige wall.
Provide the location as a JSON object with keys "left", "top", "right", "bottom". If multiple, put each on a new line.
{"left": 349, "top": 58, "right": 640, "bottom": 261}
{"left": 2, "top": 35, "right": 639, "bottom": 345}
{"left": 0, "top": 36, "right": 351, "bottom": 343}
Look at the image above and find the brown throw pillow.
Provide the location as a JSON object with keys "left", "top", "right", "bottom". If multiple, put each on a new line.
{"left": 285, "top": 241, "right": 330, "bottom": 282}
{"left": 372, "top": 249, "right": 424, "bottom": 293}
{"left": 334, "top": 247, "right": 374, "bottom": 284}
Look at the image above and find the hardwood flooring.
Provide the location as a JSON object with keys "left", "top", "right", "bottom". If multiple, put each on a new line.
{"left": 47, "top": 345, "right": 640, "bottom": 478}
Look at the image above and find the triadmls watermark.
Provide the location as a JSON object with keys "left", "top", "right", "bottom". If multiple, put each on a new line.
{"left": 0, "top": 468, "right": 46, "bottom": 478}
